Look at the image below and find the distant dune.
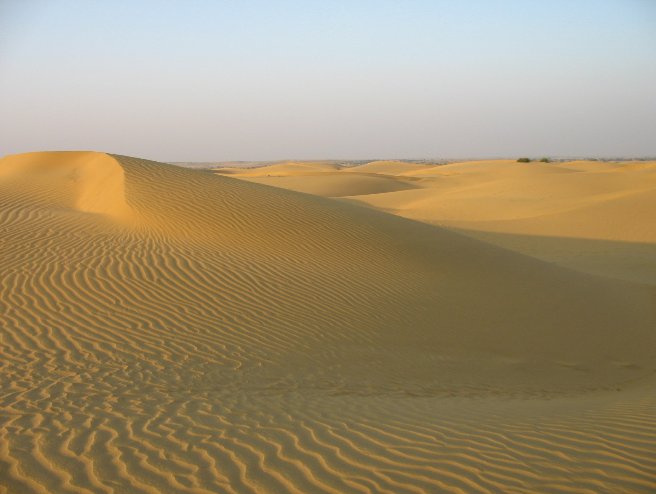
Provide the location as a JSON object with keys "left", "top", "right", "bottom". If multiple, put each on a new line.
{"left": 2, "top": 152, "right": 655, "bottom": 493}
{"left": 233, "top": 173, "right": 419, "bottom": 197}
{"left": 225, "top": 158, "right": 656, "bottom": 285}
{"left": 343, "top": 160, "right": 438, "bottom": 176}
{"left": 215, "top": 161, "right": 343, "bottom": 176}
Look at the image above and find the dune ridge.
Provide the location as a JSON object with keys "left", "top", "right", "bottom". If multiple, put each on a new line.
{"left": 225, "top": 158, "right": 656, "bottom": 284}
{"left": 0, "top": 151, "right": 132, "bottom": 220}
{"left": 1, "top": 152, "right": 655, "bottom": 493}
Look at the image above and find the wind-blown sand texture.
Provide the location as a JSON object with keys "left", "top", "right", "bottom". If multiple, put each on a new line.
{"left": 2, "top": 152, "right": 655, "bottom": 493}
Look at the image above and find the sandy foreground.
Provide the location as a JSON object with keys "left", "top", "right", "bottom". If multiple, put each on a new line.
{"left": 1, "top": 152, "right": 655, "bottom": 493}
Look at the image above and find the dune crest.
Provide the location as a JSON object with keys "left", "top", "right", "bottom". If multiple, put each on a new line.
{"left": 0, "top": 151, "right": 132, "bottom": 220}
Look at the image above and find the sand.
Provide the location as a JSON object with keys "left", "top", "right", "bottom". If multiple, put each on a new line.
{"left": 1, "top": 152, "right": 655, "bottom": 493}
{"left": 228, "top": 158, "right": 656, "bottom": 284}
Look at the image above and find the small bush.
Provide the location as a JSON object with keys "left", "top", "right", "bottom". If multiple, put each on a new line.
{"left": 539, "top": 157, "right": 550, "bottom": 163}
{"left": 517, "top": 157, "right": 531, "bottom": 163}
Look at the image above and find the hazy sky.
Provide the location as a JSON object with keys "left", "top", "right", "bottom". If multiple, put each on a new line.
{"left": 1, "top": 0, "right": 655, "bottom": 161}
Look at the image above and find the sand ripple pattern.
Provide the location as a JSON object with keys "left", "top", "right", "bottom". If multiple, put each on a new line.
{"left": 1, "top": 153, "right": 655, "bottom": 493}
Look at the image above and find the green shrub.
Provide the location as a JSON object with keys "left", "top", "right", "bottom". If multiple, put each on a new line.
{"left": 517, "top": 157, "right": 531, "bottom": 163}
{"left": 539, "top": 157, "right": 550, "bottom": 163}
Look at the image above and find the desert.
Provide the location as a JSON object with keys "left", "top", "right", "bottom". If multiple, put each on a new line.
{"left": 1, "top": 151, "right": 655, "bottom": 493}
{"left": 3, "top": 1, "right": 655, "bottom": 492}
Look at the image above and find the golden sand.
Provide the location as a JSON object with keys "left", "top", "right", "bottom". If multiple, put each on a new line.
{"left": 1, "top": 152, "right": 655, "bottom": 493}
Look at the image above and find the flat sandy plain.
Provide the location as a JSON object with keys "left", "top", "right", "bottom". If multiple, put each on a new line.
{"left": 1, "top": 151, "right": 655, "bottom": 493}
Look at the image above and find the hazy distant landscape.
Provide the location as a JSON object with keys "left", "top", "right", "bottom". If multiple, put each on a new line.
{"left": 171, "top": 156, "right": 656, "bottom": 170}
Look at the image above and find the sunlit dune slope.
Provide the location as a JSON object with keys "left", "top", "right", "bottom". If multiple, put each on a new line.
{"left": 0, "top": 151, "right": 132, "bottom": 219}
{"left": 356, "top": 160, "right": 656, "bottom": 224}
{"left": 2, "top": 152, "right": 656, "bottom": 493}
{"left": 338, "top": 159, "right": 656, "bottom": 283}
{"left": 553, "top": 159, "right": 624, "bottom": 172}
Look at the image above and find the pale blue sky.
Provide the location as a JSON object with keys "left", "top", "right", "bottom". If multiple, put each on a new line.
{"left": 1, "top": 0, "right": 655, "bottom": 161}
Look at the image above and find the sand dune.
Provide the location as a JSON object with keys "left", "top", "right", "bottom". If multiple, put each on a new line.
{"left": 345, "top": 160, "right": 437, "bottom": 176}
{"left": 214, "top": 161, "right": 342, "bottom": 177}
{"left": 2, "top": 152, "right": 655, "bottom": 493}
{"left": 0, "top": 151, "right": 132, "bottom": 219}
{"left": 552, "top": 160, "right": 624, "bottom": 172}
{"left": 213, "top": 160, "right": 423, "bottom": 197}
{"left": 336, "top": 160, "right": 656, "bottom": 283}
{"left": 233, "top": 173, "right": 419, "bottom": 197}
{"left": 352, "top": 161, "right": 655, "bottom": 223}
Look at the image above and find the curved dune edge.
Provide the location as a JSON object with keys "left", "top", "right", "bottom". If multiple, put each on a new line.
{"left": 214, "top": 161, "right": 343, "bottom": 177}
{"left": 0, "top": 151, "right": 133, "bottom": 220}
{"left": 234, "top": 173, "right": 419, "bottom": 197}
{"left": 1, "top": 152, "right": 656, "bottom": 493}
{"left": 344, "top": 160, "right": 437, "bottom": 175}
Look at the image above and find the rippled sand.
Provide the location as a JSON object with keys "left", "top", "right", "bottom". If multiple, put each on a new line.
{"left": 1, "top": 152, "right": 655, "bottom": 493}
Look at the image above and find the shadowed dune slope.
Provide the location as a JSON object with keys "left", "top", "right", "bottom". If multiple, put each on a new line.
{"left": 231, "top": 173, "right": 419, "bottom": 197}
{"left": 214, "top": 161, "right": 341, "bottom": 177}
{"left": 2, "top": 152, "right": 656, "bottom": 493}
{"left": 345, "top": 160, "right": 437, "bottom": 175}
{"left": 214, "top": 161, "right": 422, "bottom": 197}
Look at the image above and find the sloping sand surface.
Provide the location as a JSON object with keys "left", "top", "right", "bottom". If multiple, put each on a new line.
{"left": 0, "top": 151, "right": 132, "bottom": 219}
{"left": 214, "top": 161, "right": 342, "bottom": 177}
{"left": 213, "top": 161, "right": 423, "bottom": 197}
{"left": 2, "top": 152, "right": 655, "bottom": 493}
{"left": 552, "top": 160, "right": 625, "bottom": 172}
{"left": 339, "top": 160, "right": 656, "bottom": 283}
{"left": 234, "top": 173, "right": 419, "bottom": 197}
{"left": 345, "top": 160, "right": 437, "bottom": 176}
